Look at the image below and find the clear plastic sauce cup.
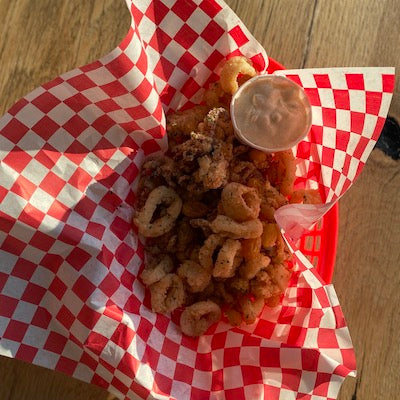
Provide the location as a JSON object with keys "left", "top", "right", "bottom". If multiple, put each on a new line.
{"left": 230, "top": 74, "right": 312, "bottom": 152}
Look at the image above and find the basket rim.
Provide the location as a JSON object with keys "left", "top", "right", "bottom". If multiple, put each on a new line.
{"left": 267, "top": 56, "right": 338, "bottom": 284}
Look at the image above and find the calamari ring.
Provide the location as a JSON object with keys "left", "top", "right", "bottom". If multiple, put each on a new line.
{"left": 221, "top": 182, "right": 261, "bottom": 222}
{"left": 176, "top": 219, "right": 195, "bottom": 261}
{"left": 213, "top": 238, "right": 242, "bottom": 278}
{"left": 198, "top": 234, "right": 225, "bottom": 270}
{"left": 140, "top": 255, "right": 174, "bottom": 286}
{"left": 275, "top": 150, "right": 296, "bottom": 196}
{"left": 133, "top": 186, "right": 182, "bottom": 237}
{"left": 215, "top": 281, "right": 234, "bottom": 304}
{"left": 239, "top": 253, "right": 271, "bottom": 280}
{"left": 229, "top": 277, "right": 249, "bottom": 293}
{"left": 250, "top": 270, "right": 275, "bottom": 299}
{"left": 220, "top": 56, "right": 257, "bottom": 95}
{"left": 241, "top": 237, "right": 262, "bottom": 261}
{"left": 210, "top": 215, "right": 263, "bottom": 239}
{"left": 180, "top": 300, "right": 221, "bottom": 337}
{"left": 261, "top": 223, "right": 279, "bottom": 249}
{"left": 268, "top": 263, "right": 291, "bottom": 292}
{"left": 149, "top": 273, "right": 185, "bottom": 313}
{"left": 225, "top": 308, "right": 242, "bottom": 326}
{"left": 239, "top": 296, "right": 264, "bottom": 324}
{"left": 177, "top": 260, "right": 211, "bottom": 293}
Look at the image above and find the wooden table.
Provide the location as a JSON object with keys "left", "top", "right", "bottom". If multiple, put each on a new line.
{"left": 0, "top": 1, "right": 399, "bottom": 399}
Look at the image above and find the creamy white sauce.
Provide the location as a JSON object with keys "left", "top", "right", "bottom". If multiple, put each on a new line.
{"left": 231, "top": 75, "right": 311, "bottom": 151}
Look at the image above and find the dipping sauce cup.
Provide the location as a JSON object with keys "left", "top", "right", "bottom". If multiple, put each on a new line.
{"left": 230, "top": 74, "right": 312, "bottom": 152}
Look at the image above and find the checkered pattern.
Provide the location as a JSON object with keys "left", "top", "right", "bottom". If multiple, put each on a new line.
{"left": 273, "top": 67, "right": 395, "bottom": 242}
{"left": 0, "top": 0, "right": 394, "bottom": 399}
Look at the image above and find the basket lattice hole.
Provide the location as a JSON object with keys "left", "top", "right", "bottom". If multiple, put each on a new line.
{"left": 314, "top": 234, "right": 321, "bottom": 252}
{"left": 304, "top": 236, "right": 314, "bottom": 252}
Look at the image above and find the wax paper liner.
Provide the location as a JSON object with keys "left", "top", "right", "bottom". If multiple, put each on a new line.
{"left": 0, "top": 0, "right": 395, "bottom": 399}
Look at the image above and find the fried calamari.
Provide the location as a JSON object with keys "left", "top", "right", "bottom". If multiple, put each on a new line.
{"left": 133, "top": 57, "right": 320, "bottom": 336}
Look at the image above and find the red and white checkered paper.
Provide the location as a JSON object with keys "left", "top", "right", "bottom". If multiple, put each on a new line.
{"left": 0, "top": 0, "right": 395, "bottom": 399}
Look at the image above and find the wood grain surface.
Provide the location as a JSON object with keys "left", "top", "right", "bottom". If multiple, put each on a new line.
{"left": 0, "top": 1, "right": 399, "bottom": 399}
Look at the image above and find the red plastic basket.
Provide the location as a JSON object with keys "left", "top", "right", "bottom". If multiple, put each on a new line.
{"left": 267, "top": 57, "right": 338, "bottom": 284}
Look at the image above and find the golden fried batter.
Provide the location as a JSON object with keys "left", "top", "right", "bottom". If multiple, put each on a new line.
{"left": 133, "top": 57, "right": 302, "bottom": 336}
